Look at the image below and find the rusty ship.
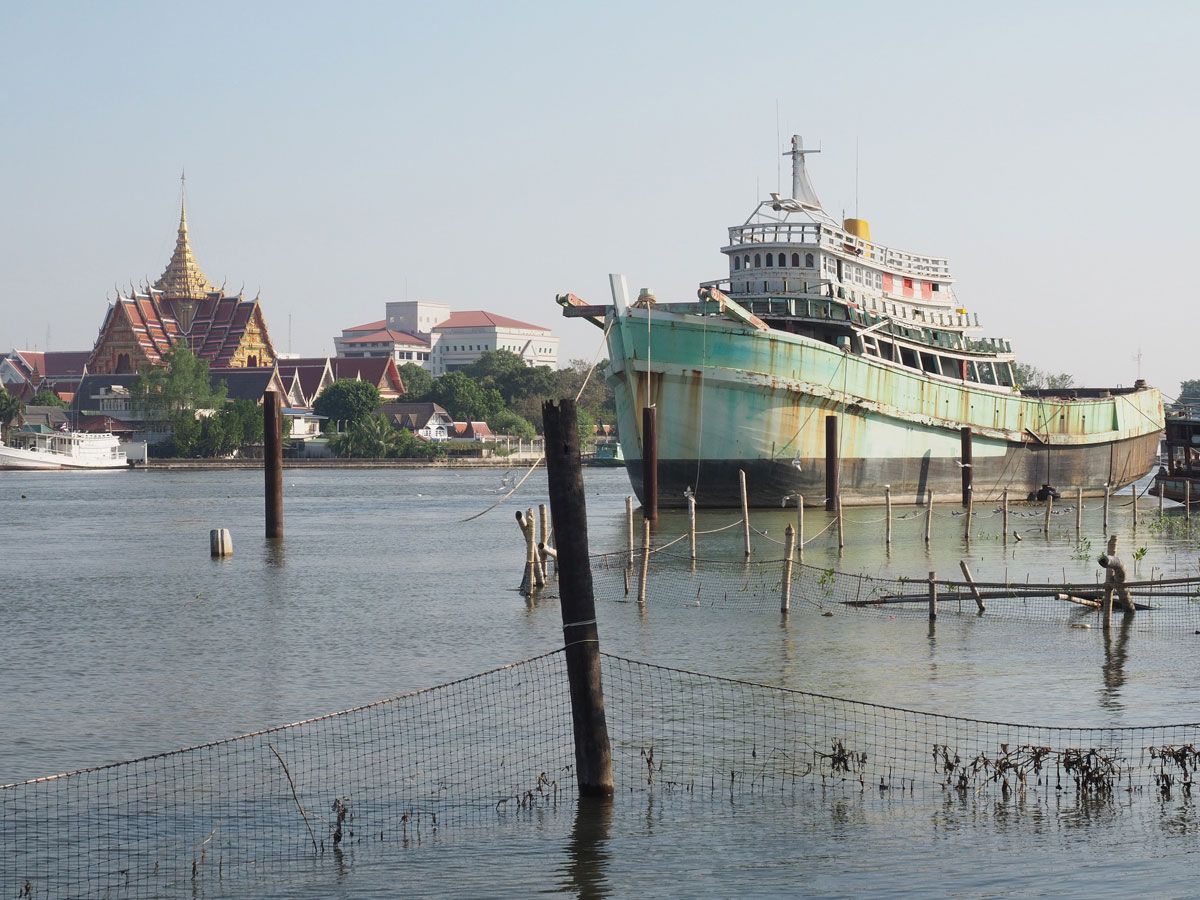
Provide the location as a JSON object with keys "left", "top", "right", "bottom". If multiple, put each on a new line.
{"left": 560, "top": 136, "right": 1163, "bottom": 508}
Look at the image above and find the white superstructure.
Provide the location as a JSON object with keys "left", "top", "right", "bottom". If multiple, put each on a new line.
{"left": 0, "top": 428, "right": 128, "bottom": 470}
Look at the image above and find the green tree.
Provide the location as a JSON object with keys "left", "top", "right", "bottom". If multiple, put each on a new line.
{"left": 1011, "top": 362, "right": 1074, "bottom": 391}
{"left": 430, "top": 372, "right": 503, "bottom": 422}
{"left": 1177, "top": 380, "right": 1200, "bottom": 407}
{"left": 131, "top": 342, "right": 227, "bottom": 422}
{"left": 397, "top": 363, "right": 433, "bottom": 400}
{"left": 0, "top": 388, "right": 22, "bottom": 437}
{"left": 30, "top": 389, "right": 67, "bottom": 408}
{"left": 313, "top": 379, "right": 382, "bottom": 431}
{"left": 330, "top": 413, "right": 399, "bottom": 458}
{"left": 488, "top": 407, "right": 536, "bottom": 440}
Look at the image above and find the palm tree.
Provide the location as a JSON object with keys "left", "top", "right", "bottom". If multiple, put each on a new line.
{"left": 0, "top": 389, "right": 22, "bottom": 440}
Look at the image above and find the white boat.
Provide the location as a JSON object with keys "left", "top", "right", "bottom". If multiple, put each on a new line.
{"left": 0, "top": 426, "right": 129, "bottom": 470}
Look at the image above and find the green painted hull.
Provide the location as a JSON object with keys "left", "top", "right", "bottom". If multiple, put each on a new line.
{"left": 604, "top": 308, "right": 1163, "bottom": 508}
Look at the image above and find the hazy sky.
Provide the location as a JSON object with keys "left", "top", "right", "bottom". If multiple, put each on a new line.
{"left": 3, "top": 1, "right": 1196, "bottom": 398}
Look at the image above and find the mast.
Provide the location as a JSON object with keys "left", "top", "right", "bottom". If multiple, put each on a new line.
{"left": 783, "top": 136, "right": 823, "bottom": 211}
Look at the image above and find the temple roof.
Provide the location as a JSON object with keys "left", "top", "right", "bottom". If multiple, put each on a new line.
{"left": 153, "top": 177, "right": 217, "bottom": 302}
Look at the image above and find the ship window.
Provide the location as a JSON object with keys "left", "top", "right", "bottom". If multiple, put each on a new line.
{"left": 766, "top": 253, "right": 774, "bottom": 267}
{"left": 744, "top": 255, "right": 750, "bottom": 268}
{"left": 932, "top": 283, "right": 940, "bottom": 292}
{"left": 977, "top": 362, "right": 997, "bottom": 385}
{"left": 965, "top": 361, "right": 979, "bottom": 382}
{"left": 900, "top": 347, "right": 919, "bottom": 369}
{"left": 792, "top": 253, "right": 800, "bottom": 267}
{"left": 733, "top": 257, "right": 740, "bottom": 270}
{"left": 996, "top": 362, "right": 1014, "bottom": 386}
{"left": 919, "top": 352, "right": 940, "bottom": 375}
{"left": 940, "top": 356, "right": 961, "bottom": 379}
{"left": 805, "top": 253, "right": 814, "bottom": 267}
{"left": 754, "top": 253, "right": 761, "bottom": 267}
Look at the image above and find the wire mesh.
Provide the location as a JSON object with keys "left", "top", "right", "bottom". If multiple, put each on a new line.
{"left": 1, "top": 652, "right": 574, "bottom": 899}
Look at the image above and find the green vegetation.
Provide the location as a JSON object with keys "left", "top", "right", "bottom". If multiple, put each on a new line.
{"left": 1011, "top": 362, "right": 1075, "bottom": 391}
{"left": 150, "top": 399, "right": 290, "bottom": 458}
{"left": 313, "top": 379, "right": 382, "bottom": 430}
{"left": 0, "top": 387, "right": 22, "bottom": 437}
{"left": 132, "top": 342, "right": 227, "bottom": 422}
{"left": 30, "top": 389, "right": 67, "bottom": 408}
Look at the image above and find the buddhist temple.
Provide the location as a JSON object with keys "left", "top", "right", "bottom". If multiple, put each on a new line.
{"left": 86, "top": 179, "right": 276, "bottom": 375}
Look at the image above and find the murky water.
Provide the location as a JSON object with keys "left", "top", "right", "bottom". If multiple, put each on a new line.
{"left": 3, "top": 466, "right": 1199, "bottom": 897}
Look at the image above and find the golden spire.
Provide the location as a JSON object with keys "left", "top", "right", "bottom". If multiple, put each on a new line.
{"left": 153, "top": 172, "right": 217, "bottom": 303}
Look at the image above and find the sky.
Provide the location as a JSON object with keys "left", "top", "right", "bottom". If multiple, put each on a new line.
{"left": 2, "top": 1, "right": 1197, "bottom": 398}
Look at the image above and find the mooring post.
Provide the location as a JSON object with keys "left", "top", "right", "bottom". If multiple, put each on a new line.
{"left": 825, "top": 415, "right": 839, "bottom": 512}
{"left": 642, "top": 407, "right": 658, "bottom": 521}
{"left": 836, "top": 496, "right": 845, "bottom": 549}
{"left": 637, "top": 515, "right": 651, "bottom": 605}
{"left": 264, "top": 391, "right": 283, "bottom": 539}
{"left": 210, "top": 528, "right": 233, "bottom": 558}
{"left": 781, "top": 524, "right": 795, "bottom": 613}
{"left": 925, "top": 490, "right": 933, "bottom": 544}
{"left": 960, "top": 426, "right": 972, "bottom": 506}
{"left": 796, "top": 494, "right": 804, "bottom": 562}
{"left": 1076, "top": 486, "right": 1083, "bottom": 535}
{"left": 740, "top": 469, "right": 751, "bottom": 557}
{"left": 687, "top": 490, "right": 696, "bottom": 561}
{"left": 885, "top": 484, "right": 892, "bottom": 546}
{"left": 928, "top": 570, "right": 937, "bottom": 621}
{"left": 541, "top": 398, "right": 614, "bottom": 797}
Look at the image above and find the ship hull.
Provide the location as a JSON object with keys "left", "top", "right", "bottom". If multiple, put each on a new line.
{"left": 604, "top": 308, "right": 1163, "bottom": 508}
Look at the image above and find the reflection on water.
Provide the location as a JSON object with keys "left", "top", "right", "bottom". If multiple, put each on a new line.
{"left": 1100, "top": 617, "right": 1133, "bottom": 712}
{"left": 558, "top": 796, "right": 612, "bottom": 900}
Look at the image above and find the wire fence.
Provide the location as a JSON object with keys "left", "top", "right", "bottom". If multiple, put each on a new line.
{"left": 9, "top": 639, "right": 1200, "bottom": 897}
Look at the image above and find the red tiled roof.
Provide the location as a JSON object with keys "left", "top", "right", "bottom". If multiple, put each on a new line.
{"left": 433, "top": 311, "right": 550, "bottom": 332}
{"left": 344, "top": 319, "right": 386, "bottom": 333}
{"left": 329, "top": 357, "right": 406, "bottom": 398}
{"left": 342, "top": 328, "right": 429, "bottom": 347}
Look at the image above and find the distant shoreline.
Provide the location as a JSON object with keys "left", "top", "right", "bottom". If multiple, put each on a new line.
{"left": 135, "top": 456, "right": 545, "bottom": 471}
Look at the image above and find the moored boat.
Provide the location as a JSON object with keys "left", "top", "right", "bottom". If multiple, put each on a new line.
{"left": 1153, "top": 410, "right": 1199, "bottom": 504}
{"left": 559, "top": 136, "right": 1163, "bottom": 508}
{"left": 0, "top": 426, "right": 129, "bottom": 470}
{"left": 588, "top": 442, "right": 625, "bottom": 467}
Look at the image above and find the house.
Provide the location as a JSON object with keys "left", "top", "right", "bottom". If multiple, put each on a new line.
{"left": 328, "top": 357, "right": 406, "bottom": 401}
{"left": 334, "top": 323, "right": 431, "bottom": 367}
{"left": 208, "top": 367, "right": 289, "bottom": 405}
{"left": 276, "top": 358, "right": 335, "bottom": 408}
{"left": 430, "top": 311, "right": 558, "bottom": 375}
{"left": 19, "top": 405, "right": 70, "bottom": 430}
{"left": 378, "top": 402, "right": 453, "bottom": 441}
{"left": 450, "top": 421, "right": 495, "bottom": 442}
{"left": 0, "top": 349, "right": 91, "bottom": 401}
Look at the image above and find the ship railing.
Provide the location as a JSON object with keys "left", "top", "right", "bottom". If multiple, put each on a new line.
{"left": 726, "top": 222, "right": 953, "bottom": 280}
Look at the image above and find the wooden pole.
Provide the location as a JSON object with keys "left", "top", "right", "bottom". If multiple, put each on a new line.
{"left": 885, "top": 484, "right": 892, "bottom": 546}
{"left": 740, "top": 469, "right": 751, "bottom": 558}
{"left": 928, "top": 570, "right": 937, "bottom": 620}
{"left": 1103, "top": 484, "right": 1110, "bottom": 532}
{"left": 1002, "top": 488, "right": 1009, "bottom": 541}
{"left": 642, "top": 407, "right": 658, "bottom": 521}
{"left": 1043, "top": 493, "right": 1053, "bottom": 534}
{"left": 781, "top": 525, "right": 795, "bottom": 613}
{"left": 637, "top": 515, "right": 651, "bottom": 605}
{"left": 687, "top": 491, "right": 696, "bottom": 561}
{"left": 925, "top": 490, "right": 933, "bottom": 544}
{"left": 960, "top": 426, "right": 972, "bottom": 506}
{"left": 1188, "top": 481, "right": 1192, "bottom": 524}
{"left": 796, "top": 494, "right": 804, "bottom": 562}
{"left": 959, "top": 560, "right": 986, "bottom": 613}
{"left": 1076, "top": 486, "right": 1083, "bottom": 535}
{"left": 825, "top": 415, "right": 839, "bottom": 512}
{"left": 516, "top": 510, "right": 534, "bottom": 595}
{"left": 1132, "top": 482, "right": 1138, "bottom": 532}
{"left": 539, "top": 503, "right": 550, "bottom": 582}
{"left": 1159, "top": 483, "right": 1165, "bottom": 517}
{"left": 836, "top": 496, "right": 845, "bottom": 549}
{"left": 264, "top": 391, "right": 283, "bottom": 539}
{"left": 541, "top": 398, "right": 614, "bottom": 797}
{"left": 965, "top": 488, "right": 974, "bottom": 543}
{"left": 626, "top": 496, "right": 634, "bottom": 567}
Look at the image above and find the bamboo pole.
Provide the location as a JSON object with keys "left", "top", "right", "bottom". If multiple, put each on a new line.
{"left": 796, "top": 494, "right": 804, "bottom": 562}
{"left": 687, "top": 491, "right": 696, "bottom": 561}
{"left": 959, "top": 560, "right": 986, "bottom": 613}
{"left": 781, "top": 525, "right": 795, "bottom": 613}
{"left": 925, "top": 491, "right": 933, "bottom": 543}
{"left": 740, "top": 469, "right": 751, "bottom": 558}
{"left": 1076, "top": 486, "right": 1083, "bottom": 535}
{"left": 637, "top": 515, "right": 651, "bottom": 605}
{"left": 836, "top": 497, "right": 845, "bottom": 549}
{"left": 1003, "top": 488, "right": 1009, "bottom": 541}
{"left": 965, "top": 488, "right": 974, "bottom": 543}
{"left": 516, "top": 509, "right": 536, "bottom": 596}
{"left": 538, "top": 503, "right": 550, "bottom": 582}
{"left": 1043, "top": 493, "right": 1052, "bottom": 534}
{"left": 885, "top": 484, "right": 892, "bottom": 546}
{"left": 1188, "top": 481, "right": 1192, "bottom": 524}
{"left": 541, "top": 398, "right": 614, "bottom": 796}
{"left": 1132, "top": 482, "right": 1138, "bottom": 532}
{"left": 928, "top": 571, "right": 937, "bottom": 620}
{"left": 1159, "top": 483, "right": 1165, "bottom": 517}
{"left": 1103, "top": 484, "right": 1110, "bottom": 532}
{"left": 626, "top": 495, "right": 634, "bottom": 567}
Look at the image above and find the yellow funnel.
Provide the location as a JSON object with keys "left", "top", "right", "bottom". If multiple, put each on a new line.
{"left": 843, "top": 218, "right": 871, "bottom": 241}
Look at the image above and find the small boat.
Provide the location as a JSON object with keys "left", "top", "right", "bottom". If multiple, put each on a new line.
{"left": 558, "top": 135, "right": 1163, "bottom": 508}
{"left": 1153, "top": 411, "right": 1199, "bottom": 503}
{"left": 0, "top": 426, "right": 129, "bottom": 470}
{"left": 589, "top": 443, "right": 625, "bottom": 467}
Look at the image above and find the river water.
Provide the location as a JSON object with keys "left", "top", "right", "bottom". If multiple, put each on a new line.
{"left": 4, "top": 466, "right": 1200, "bottom": 897}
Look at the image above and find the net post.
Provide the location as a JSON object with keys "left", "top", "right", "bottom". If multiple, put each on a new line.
{"left": 740, "top": 468, "right": 751, "bottom": 557}
{"left": 1076, "top": 486, "right": 1083, "bottom": 535}
{"left": 925, "top": 490, "right": 933, "bottom": 544}
{"left": 542, "top": 398, "right": 614, "bottom": 797}
{"left": 928, "top": 570, "right": 937, "bottom": 621}
{"left": 965, "top": 486, "right": 974, "bottom": 544}
{"left": 539, "top": 503, "right": 550, "bottom": 581}
{"left": 1103, "top": 483, "right": 1110, "bottom": 532}
{"left": 638, "top": 515, "right": 651, "bottom": 605}
{"left": 781, "top": 524, "right": 795, "bottom": 613}
{"left": 626, "top": 495, "right": 634, "bottom": 568}
{"left": 687, "top": 490, "right": 696, "bottom": 561}
{"left": 1003, "top": 487, "right": 1009, "bottom": 541}
{"left": 884, "top": 485, "right": 892, "bottom": 546}
{"left": 836, "top": 496, "right": 845, "bottom": 549}
{"left": 1043, "top": 493, "right": 1052, "bottom": 534}
{"left": 796, "top": 493, "right": 804, "bottom": 562}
